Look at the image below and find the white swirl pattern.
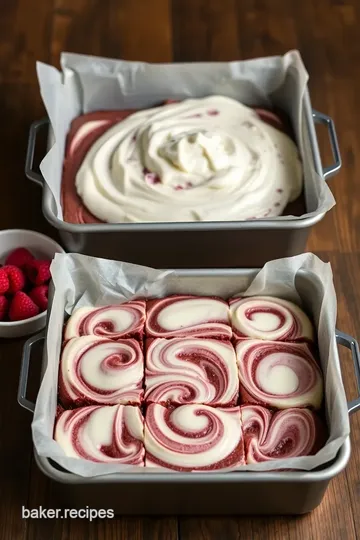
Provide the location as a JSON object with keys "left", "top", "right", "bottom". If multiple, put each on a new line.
{"left": 75, "top": 96, "right": 302, "bottom": 223}
{"left": 229, "top": 296, "right": 314, "bottom": 342}
{"left": 54, "top": 405, "right": 145, "bottom": 464}
{"left": 59, "top": 336, "right": 144, "bottom": 406}
{"left": 64, "top": 301, "right": 146, "bottom": 341}
{"left": 236, "top": 340, "right": 323, "bottom": 409}
{"left": 144, "top": 403, "right": 244, "bottom": 470}
{"left": 144, "top": 338, "right": 238, "bottom": 406}
{"left": 241, "top": 405, "right": 324, "bottom": 463}
{"left": 145, "top": 295, "right": 231, "bottom": 339}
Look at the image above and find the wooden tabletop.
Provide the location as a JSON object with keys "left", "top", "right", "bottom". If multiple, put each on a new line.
{"left": 1, "top": 0, "right": 360, "bottom": 539}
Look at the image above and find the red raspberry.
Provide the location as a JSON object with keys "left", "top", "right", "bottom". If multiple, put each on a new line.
{"left": 5, "top": 247, "right": 34, "bottom": 268}
{"left": 29, "top": 285, "right": 48, "bottom": 312}
{"left": 9, "top": 292, "right": 40, "bottom": 321}
{"left": 25, "top": 260, "right": 51, "bottom": 286}
{"left": 2, "top": 265, "right": 25, "bottom": 293}
{"left": 0, "top": 295, "right": 9, "bottom": 321}
{"left": 0, "top": 269, "right": 9, "bottom": 294}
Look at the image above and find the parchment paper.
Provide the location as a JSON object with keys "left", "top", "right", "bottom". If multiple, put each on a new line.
{"left": 36, "top": 50, "right": 335, "bottom": 221}
{"left": 31, "top": 253, "right": 350, "bottom": 477}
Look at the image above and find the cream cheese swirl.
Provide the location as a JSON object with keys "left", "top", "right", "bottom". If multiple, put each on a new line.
{"left": 144, "top": 404, "right": 244, "bottom": 470}
{"left": 58, "top": 336, "right": 144, "bottom": 407}
{"left": 76, "top": 96, "right": 302, "bottom": 223}
{"left": 241, "top": 405, "right": 325, "bottom": 463}
{"left": 236, "top": 340, "right": 323, "bottom": 409}
{"left": 144, "top": 338, "right": 238, "bottom": 406}
{"left": 54, "top": 405, "right": 145, "bottom": 465}
{"left": 229, "top": 296, "right": 314, "bottom": 342}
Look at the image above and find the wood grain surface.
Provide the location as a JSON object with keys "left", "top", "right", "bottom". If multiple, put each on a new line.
{"left": 0, "top": 0, "right": 359, "bottom": 539}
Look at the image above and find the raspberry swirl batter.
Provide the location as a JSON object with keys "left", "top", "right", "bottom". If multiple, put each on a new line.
{"left": 229, "top": 296, "right": 314, "bottom": 342}
{"left": 145, "top": 295, "right": 231, "bottom": 339}
{"left": 144, "top": 338, "right": 238, "bottom": 406}
{"left": 64, "top": 96, "right": 302, "bottom": 223}
{"left": 54, "top": 404, "right": 145, "bottom": 465}
{"left": 58, "top": 336, "right": 144, "bottom": 406}
{"left": 64, "top": 301, "right": 146, "bottom": 341}
{"left": 236, "top": 340, "right": 323, "bottom": 409}
{"left": 144, "top": 403, "right": 245, "bottom": 471}
{"left": 241, "top": 405, "right": 326, "bottom": 463}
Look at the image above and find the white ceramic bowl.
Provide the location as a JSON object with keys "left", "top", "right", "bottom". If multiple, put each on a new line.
{"left": 0, "top": 229, "right": 65, "bottom": 338}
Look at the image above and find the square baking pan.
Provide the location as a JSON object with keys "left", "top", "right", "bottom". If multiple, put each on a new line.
{"left": 25, "top": 67, "right": 341, "bottom": 269}
{"left": 18, "top": 268, "right": 360, "bottom": 515}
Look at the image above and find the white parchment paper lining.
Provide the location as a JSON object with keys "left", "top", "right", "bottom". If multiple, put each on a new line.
{"left": 31, "top": 253, "right": 349, "bottom": 477}
{"left": 36, "top": 50, "right": 335, "bottom": 221}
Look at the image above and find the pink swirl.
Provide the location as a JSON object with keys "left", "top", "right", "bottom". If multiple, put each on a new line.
{"left": 236, "top": 340, "right": 323, "bottom": 409}
{"left": 64, "top": 301, "right": 146, "bottom": 341}
{"left": 54, "top": 404, "right": 145, "bottom": 465}
{"left": 144, "top": 403, "right": 244, "bottom": 471}
{"left": 146, "top": 295, "right": 231, "bottom": 339}
{"left": 241, "top": 405, "right": 326, "bottom": 463}
{"left": 229, "top": 296, "right": 314, "bottom": 342}
{"left": 58, "top": 336, "right": 144, "bottom": 407}
{"left": 144, "top": 338, "right": 238, "bottom": 406}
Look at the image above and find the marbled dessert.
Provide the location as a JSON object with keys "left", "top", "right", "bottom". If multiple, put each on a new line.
{"left": 144, "top": 337, "right": 238, "bottom": 406}
{"left": 144, "top": 403, "right": 245, "bottom": 471}
{"left": 64, "top": 301, "right": 146, "bottom": 341}
{"left": 58, "top": 336, "right": 144, "bottom": 406}
{"left": 54, "top": 404, "right": 145, "bottom": 465}
{"left": 54, "top": 293, "right": 327, "bottom": 469}
{"left": 145, "top": 295, "right": 231, "bottom": 339}
{"left": 236, "top": 340, "right": 323, "bottom": 409}
{"left": 229, "top": 296, "right": 314, "bottom": 342}
{"left": 241, "top": 405, "right": 326, "bottom": 463}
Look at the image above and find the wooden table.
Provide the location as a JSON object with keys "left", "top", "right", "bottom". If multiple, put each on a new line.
{"left": 1, "top": 0, "right": 359, "bottom": 538}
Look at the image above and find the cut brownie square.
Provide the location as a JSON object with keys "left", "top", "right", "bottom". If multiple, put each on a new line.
{"left": 64, "top": 301, "right": 146, "bottom": 341}
{"left": 241, "top": 404, "right": 326, "bottom": 463}
{"left": 144, "top": 403, "right": 244, "bottom": 471}
{"left": 235, "top": 339, "right": 323, "bottom": 410}
{"left": 54, "top": 404, "right": 145, "bottom": 465}
{"left": 144, "top": 337, "right": 238, "bottom": 406}
{"left": 229, "top": 296, "right": 314, "bottom": 342}
{"left": 58, "top": 336, "right": 144, "bottom": 407}
{"left": 146, "top": 295, "right": 231, "bottom": 339}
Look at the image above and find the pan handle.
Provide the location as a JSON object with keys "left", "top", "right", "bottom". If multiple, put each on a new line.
{"left": 25, "top": 118, "right": 49, "bottom": 187}
{"left": 312, "top": 110, "right": 341, "bottom": 180}
{"left": 17, "top": 330, "right": 46, "bottom": 413}
{"left": 336, "top": 330, "right": 360, "bottom": 415}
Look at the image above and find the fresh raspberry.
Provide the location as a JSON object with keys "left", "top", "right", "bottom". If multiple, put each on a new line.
{"left": 9, "top": 292, "right": 40, "bottom": 321}
{"left": 25, "top": 260, "right": 51, "bottom": 286}
{"left": 29, "top": 285, "right": 48, "bottom": 311}
{"left": 0, "top": 269, "right": 9, "bottom": 294}
{"left": 0, "top": 296, "right": 9, "bottom": 321}
{"left": 2, "top": 265, "right": 25, "bottom": 293}
{"left": 5, "top": 247, "right": 34, "bottom": 268}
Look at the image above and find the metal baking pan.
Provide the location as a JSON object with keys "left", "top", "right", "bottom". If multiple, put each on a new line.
{"left": 18, "top": 268, "right": 360, "bottom": 516}
{"left": 25, "top": 90, "right": 341, "bottom": 268}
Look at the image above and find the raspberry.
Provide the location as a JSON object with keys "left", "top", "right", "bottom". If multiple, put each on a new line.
{"left": 0, "top": 296, "right": 9, "bottom": 321}
{"left": 0, "top": 269, "right": 9, "bottom": 294}
{"left": 9, "top": 292, "right": 40, "bottom": 321}
{"left": 2, "top": 265, "right": 25, "bottom": 293}
{"left": 5, "top": 247, "right": 34, "bottom": 268}
{"left": 25, "top": 260, "right": 51, "bottom": 286}
{"left": 29, "top": 285, "right": 48, "bottom": 312}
